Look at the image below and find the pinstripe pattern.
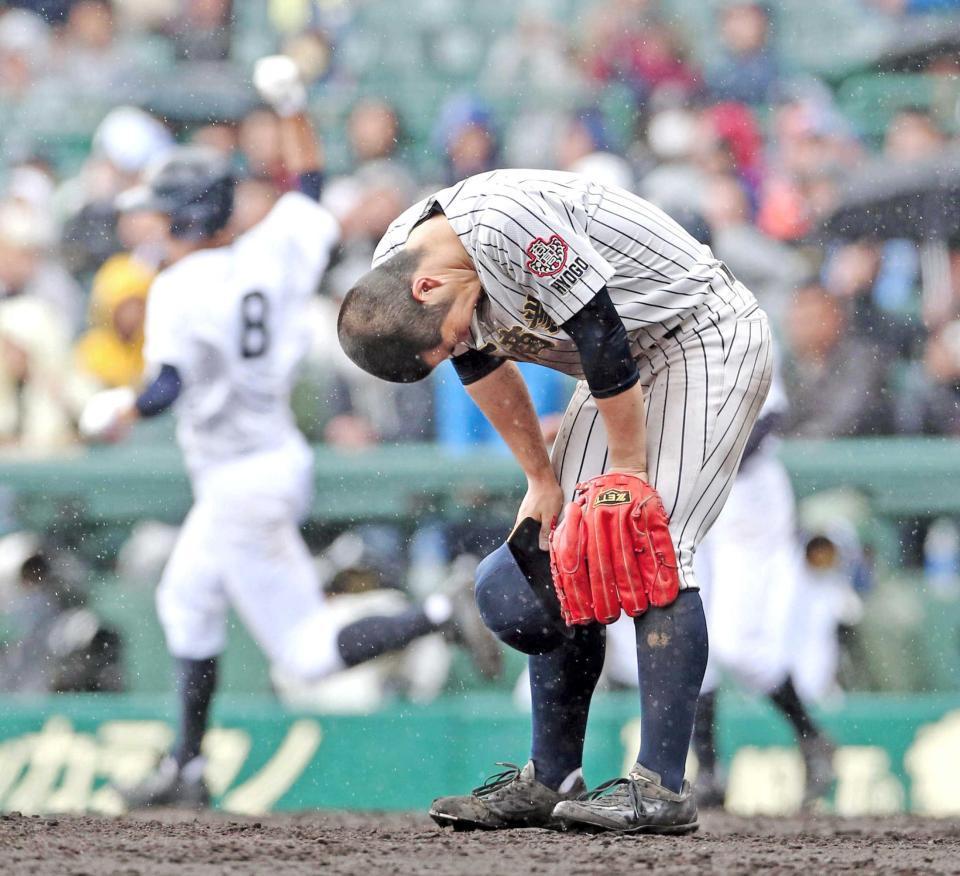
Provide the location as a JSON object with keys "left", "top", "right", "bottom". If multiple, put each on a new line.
{"left": 373, "top": 171, "right": 773, "bottom": 588}
{"left": 372, "top": 170, "right": 746, "bottom": 377}
{"left": 550, "top": 273, "right": 773, "bottom": 591}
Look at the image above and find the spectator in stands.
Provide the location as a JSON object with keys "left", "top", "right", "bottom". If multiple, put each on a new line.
{"left": 0, "top": 288, "right": 85, "bottom": 451}
{"left": 782, "top": 282, "right": 891, "bottom": 437}
{"left": 0, "top": 201, "right": 84, "bottom": 333}
{"left": 697, "top": 102, "right": 766, "bottom": 201}
{"left": 581, "top": 0, "right": 698, "bottom": 101}
{"left": 482, "top": 0, "right": 584, "bottom": 99}
{"left": 0, "top": 8, "right": 51, "bottom": 102}
{"left": 883, "top": 107, "right": 947, "bottom": 163}
{"left": 52, "top": 0, "right": 142, "bottom": 94}
{"left": 74, "top": 253, "right": 153, "bottom": 389}
{"left": 701, "top": 173, "right": 807, "bottom": 329}
{"left": 758, "top": 80, "right": 861, "bottom": 241}
{"left": 432, "top": 96, "right": 499, "bottom": 185}
{"left": 641, "top": 104, "right": 707, "bottom": 213}
{"left": 707, "top": 1, "right": 779, "bottom": 106}
{"left": 895, "top": 320, "right": 960, "bottom": 435}
{"left": 347, "top": 98, "right": 402, "bottom": 166}
{"left": 60, "top": 106, "right": 173, "bottom": 278}
{"left": 555, "top": 108, "right": 633, "bottom": 190}
{"left": 168, "top": 0, "right": 232, "bottom": 62}
{"left": 823, "top": 240, "right": 922, "bottom": 360}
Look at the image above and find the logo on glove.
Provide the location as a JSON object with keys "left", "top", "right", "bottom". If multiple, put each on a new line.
{"left": 594, "top": 489, "right": 632, "bottom": 507}
{"left": 525, "top": 235, "right": 568, "bottom": 277}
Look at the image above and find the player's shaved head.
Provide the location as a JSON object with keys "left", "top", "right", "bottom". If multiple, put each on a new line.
{"left": 338, "top": 248, "right": 450, "bottom": 383}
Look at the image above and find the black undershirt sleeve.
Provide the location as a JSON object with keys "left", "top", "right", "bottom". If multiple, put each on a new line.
{"left": 451, "top": 347, "right": 506, "bottom": 385}
{"left": 562, "top": 287, "right": 639, "bottom": 399}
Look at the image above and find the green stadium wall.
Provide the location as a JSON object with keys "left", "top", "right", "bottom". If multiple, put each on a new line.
{"left": 0, "top": 693, "right": 958, "bottom": 817}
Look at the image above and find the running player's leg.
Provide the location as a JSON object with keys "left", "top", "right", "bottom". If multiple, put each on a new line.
{"left": 116, "top": 503, "right": 228, "bottom": 808}
{"left": 218, "top": 450, "right": 491, "bottom": 681}
{"left": 220, "top": 505, "right": 457, "bottom": 681}
{"left": 155, "top": 502, "right": 229, "bottom": 771}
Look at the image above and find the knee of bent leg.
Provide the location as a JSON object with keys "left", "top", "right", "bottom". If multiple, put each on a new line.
{"left": 474, "top": 543, "right": 564, "bottom": 655}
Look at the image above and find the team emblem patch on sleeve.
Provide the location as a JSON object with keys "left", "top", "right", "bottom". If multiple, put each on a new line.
{"left": 525, "top": 235, "right": 569, "bottom": 277}
{"left": 594, "top": 488, "right": 632, "bottom": 507}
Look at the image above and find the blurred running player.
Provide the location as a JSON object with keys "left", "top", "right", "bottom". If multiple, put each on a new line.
{"left": 80, "top": 58, "right": 500, "bottom": 808}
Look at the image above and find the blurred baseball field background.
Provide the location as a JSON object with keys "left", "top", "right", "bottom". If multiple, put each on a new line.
{"left": 1, "top": 0, "right": 960, "bottom": 817}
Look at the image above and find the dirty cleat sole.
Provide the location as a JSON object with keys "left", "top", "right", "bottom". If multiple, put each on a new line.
{"left": 554, "top": 815, "right": 699, "bottom": 835}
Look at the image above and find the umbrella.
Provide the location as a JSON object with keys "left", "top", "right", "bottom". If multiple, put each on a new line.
{"left": 874, "top": 18, "right": 960, "bottom": 74}
{"left": 822, "top": 148, "right": 960, "bottom": 322}
{"left": 823, "top": 148, "right": 960, "bottom": 242}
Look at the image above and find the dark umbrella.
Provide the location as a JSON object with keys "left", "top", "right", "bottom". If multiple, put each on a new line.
{"left": 823, "top": 148, "right": 960, "bottom": 242}
{"left": 874, "top": 18, "right": 960, "bottom": 73}
{"left": 822, "top": 148, "right": 960, "bottom": 321}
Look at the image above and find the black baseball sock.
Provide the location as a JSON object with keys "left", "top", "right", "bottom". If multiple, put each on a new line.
{"left": 692, "top": 689, "right": 718, "bottom": 775}
{"left": 529, "top": 624, "right": 605, "bottom": 791}
{"left": 336, "top": 607, "right": 443, "bottom": 668}
{"left": 172, "top": 657, "right": 218, "bottom": 768}
{"left": 769, "top": 676, "right": 819, "bottom": 741}
{"left": 635, "top": 590, "right": 709, "bottom": 793}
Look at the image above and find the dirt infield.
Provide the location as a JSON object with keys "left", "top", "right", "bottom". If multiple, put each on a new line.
{"left": 1, "top": 809, "right": 958, "bottom": 875}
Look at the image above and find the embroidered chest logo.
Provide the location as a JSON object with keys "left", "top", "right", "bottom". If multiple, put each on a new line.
{"left": 525, "top": 235, "right": 568, "bottom": 277}
{"left": 495, "top": 326, "right": 556, "bottom": 357}
{"left": 594, "top": 489, "right": 632, "bottom": 507}
{"left": 522, "top": 295, "right": 559, "bottom": 333}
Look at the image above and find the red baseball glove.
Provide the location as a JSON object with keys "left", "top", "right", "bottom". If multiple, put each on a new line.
{"left": 549, "top": 473, "right": 680, "bottom": 625}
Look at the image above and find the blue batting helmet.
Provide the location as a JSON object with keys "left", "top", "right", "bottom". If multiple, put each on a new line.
{"left": 118, "top": 146, "right": 235, "bottom": 241}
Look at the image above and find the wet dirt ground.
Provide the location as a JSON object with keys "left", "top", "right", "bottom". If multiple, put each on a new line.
{"left": 1, "top": 809, "right": 957, "bottom": 875}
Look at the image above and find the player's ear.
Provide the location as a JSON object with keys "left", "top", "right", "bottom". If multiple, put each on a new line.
{"left": 411, "top": 274, "right": 441, "bottom": 304}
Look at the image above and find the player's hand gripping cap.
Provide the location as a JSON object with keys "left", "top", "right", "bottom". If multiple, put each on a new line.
{"left": 549, "top": 474, "right": 680, "bottom": 625}
{"left": 79, "top": 387, "right": 136, "bottom": 443}
{"left": 253, "top": 55, "right": 307, "bottom": 118}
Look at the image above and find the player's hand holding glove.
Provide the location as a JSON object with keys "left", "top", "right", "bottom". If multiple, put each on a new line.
{"left": 253, "top": 55, "right": 307, "bottom": 118}
{"left": 79, "top": 387, "right": 136, "bottom": 443}
{"left": 549, "top": 473, "right": 680, "bottom": 625}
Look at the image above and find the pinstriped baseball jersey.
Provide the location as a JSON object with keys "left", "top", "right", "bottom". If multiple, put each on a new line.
{"left": 372, "top": 169, "right": 756, "bottom": 378}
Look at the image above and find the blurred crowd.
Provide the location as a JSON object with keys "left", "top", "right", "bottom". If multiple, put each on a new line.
{"left": 3, "top": 0, "right": 960, "bottom": 455}
{"left": 3, "top": 0, "right": 960, "bottom": 699}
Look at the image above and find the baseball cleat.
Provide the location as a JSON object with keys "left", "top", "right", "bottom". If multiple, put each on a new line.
{"left": 552, "top": 763, "right": 699, "bottom": 835}
{"left": 800, "top": 734, "right": 837, "bottom": 806}
{"left": 117, "top": 755, "right": 210, "bottom": 810}
{"left": 429, "top": 760, "right": 586, "bottom": 831}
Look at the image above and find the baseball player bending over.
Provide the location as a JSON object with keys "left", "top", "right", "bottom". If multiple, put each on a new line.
{"left": 338, "top": 169, "right": 772, "bottom": 834}
{"left": 81, "top": 59, "right": 500, "bottom": 809}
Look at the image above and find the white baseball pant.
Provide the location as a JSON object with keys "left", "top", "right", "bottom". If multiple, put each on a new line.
{"left": 156, "top": 437, "right": 344, "bottom": 680}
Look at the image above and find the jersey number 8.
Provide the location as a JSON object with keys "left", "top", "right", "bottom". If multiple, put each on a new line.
{"left": 240, "top": 291, "right": 270, "bottom": 358}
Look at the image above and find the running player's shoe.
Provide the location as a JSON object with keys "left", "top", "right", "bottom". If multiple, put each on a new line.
{"left": 552, "top": 763, "right": 699, "bottom": 834}
{"left": 429, "top": 761, "right": 585, "bottom": 831}
{"left": 800, "top": 734, "right": 837, "bottom": 806}
{"left": 118, "top": 755, "right": 210, "bottom": 810}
